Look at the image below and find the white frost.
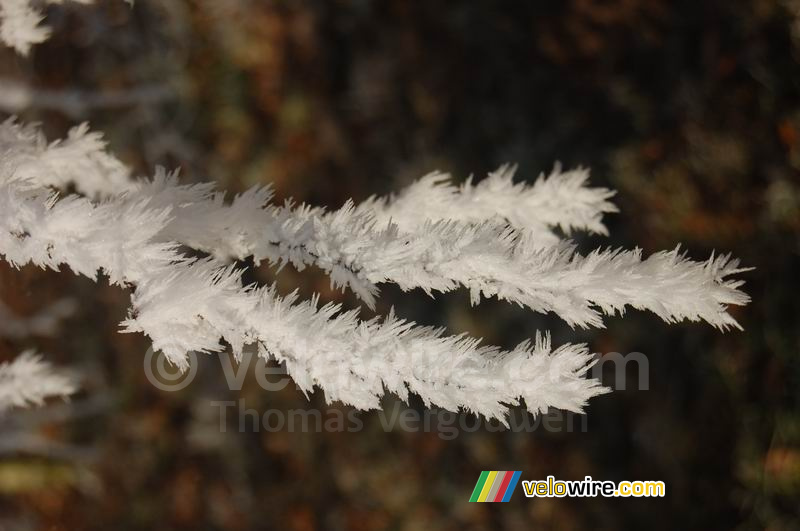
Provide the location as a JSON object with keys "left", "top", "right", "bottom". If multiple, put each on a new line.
{"left": 0, "top": 120, "right": 751, "bottom": 420}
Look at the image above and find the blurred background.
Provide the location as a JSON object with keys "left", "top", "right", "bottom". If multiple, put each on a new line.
{"left": 0, "top": 0, "right": 798, "bottom": 529}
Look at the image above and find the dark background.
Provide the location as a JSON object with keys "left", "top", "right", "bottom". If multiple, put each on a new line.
{"left": 0, "top": 0, "right": 798, "bottom": 529}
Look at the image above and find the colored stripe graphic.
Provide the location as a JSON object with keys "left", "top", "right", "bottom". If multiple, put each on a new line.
{"left": 493, "top": 471, "right": 513, "bottom": 502}
{"left": 501, "top": 471, "right": 522, "bottom": 502}
{"left": 486, "top": 471, "right": 504, "bottom": 500}
{"left": 469, "top": 471, "right": 490, "bottom": 502}
{"left": 477, "top": 471, "right": 498, "bottom": 502}
{"left": 469, "top": 471, "right": 522, "bottom": 502}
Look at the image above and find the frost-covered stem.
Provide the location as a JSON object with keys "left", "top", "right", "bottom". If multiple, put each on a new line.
{"left": 251, "top": 201, "right": 750, "bottom": 329}
{"left": 0, "top": 180, "right": 606, "bottom": 420}
{"left": 0, "top": 351, "right": 76, "bottom": 412}
{"left": 0, "top": 78, "right": 174, "bottom": 117}
{"left": 354, "top": 163, "right": 618, "bottom": 244}
{"left": 124, "top": 174, "right": 749, "bottom": 329}
{"left": 0, "top": 119, "right": 133, "bottom": 196}
{"left": 2, "top": 120, "right": 750, "bottom": 329}
{"left": 0, "top": 0, "right": 95, "bottom": 55}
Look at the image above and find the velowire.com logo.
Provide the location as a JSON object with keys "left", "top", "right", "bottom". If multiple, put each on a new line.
{"left": 469, "top": 471, "right": 522, "bottom": 503}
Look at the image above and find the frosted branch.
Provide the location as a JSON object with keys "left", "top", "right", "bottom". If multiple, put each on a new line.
{"left": 0, "top": 120, "right": 752, "bottom": 420}
{"left": 2, "top": 120, "right": 750, "bottom": 329}
{"left": 0, "top": 118, "right": 134, "bottom": 196}
{"left": 0, "top": 78, "right": 174, "bottom": 117}
{"left": 0, "top": 179, "right": 607, "bottom": 419}
{"left": 121, "top": 172, "right": 749, "bottom": 329}
{"left": 0, "top": 0, "right": 95, "bottom": 55}
{"left": 356, "top": 163, "right": 618, "bottom": 245}
{"left": 0, "top": 351, "right": 76, "bottom": 412}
